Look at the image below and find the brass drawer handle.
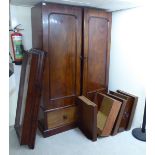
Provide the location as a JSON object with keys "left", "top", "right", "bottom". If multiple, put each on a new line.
{"left": 63, "top": 115, "right": 68, "bottom": 120}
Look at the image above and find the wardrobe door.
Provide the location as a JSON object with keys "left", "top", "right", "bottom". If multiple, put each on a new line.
{"left": 82, "top": 8, "right": 112, "bottom": 101}
{"left": 42, "top": 3, "right": 82, "bottom": 109}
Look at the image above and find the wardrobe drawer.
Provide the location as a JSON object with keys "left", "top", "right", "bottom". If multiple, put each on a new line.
{"left": 47, "top": 106, "right": 78, "bottom": 129}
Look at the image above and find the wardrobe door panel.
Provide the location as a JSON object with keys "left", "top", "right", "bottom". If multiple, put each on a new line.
{"left": 49, "top": 14, "right": 76, "bottom": 99}
{"left": 43, "top": 4, "right": 82, "bottom": 109}
{"left": 88, "top": 17, "right": 108, "bottom": 91}
{"left": 83, "top": 8, "right": 111, "bottom": 100}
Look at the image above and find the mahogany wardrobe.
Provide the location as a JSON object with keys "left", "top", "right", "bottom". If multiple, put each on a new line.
{"left": 31, "top": 2, "right": 112, "bottom": 137}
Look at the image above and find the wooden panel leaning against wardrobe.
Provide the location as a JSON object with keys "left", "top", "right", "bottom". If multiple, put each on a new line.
{"left": 31, "top": 2, "right": 112, "bottom": 137}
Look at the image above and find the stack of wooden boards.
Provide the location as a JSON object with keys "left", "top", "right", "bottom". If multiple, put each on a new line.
{"left": 77, "top": 90, "right": 138, "bottom": 141}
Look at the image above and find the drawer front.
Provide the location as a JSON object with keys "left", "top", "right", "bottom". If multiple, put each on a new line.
{"left": 47, "top": 106, "right": 78, "bottom": 129}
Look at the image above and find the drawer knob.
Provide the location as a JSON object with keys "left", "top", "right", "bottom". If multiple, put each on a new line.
{"left": 63, "top": 115, "right": 67, "bottom": 120}
{"left": 123, "top": 111, "right": 129, "bottom": 119}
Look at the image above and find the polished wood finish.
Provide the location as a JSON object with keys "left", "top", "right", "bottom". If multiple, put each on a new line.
{"left": 82, "top": 8, "right": 112, "bottom": 101}
{"left": 96, "top": 94, "right": 121, "bottom": 136}
{"left": 48, "top": 11, "right": 81, "bottom": 108}
{"left": 31, "top": 2, "right": 82, "bottom": 137}
{"left": 41, "top": 3, "right": 82, "bottom": 110}
{"left": 117, "top": 90, "right": 138, "bottom": 130}
{"left": 14, "top": 49, "right": 46, "bottom": 149}
{"left": 32, "top": 2, "right": 112, "bottom": 137}
{"left": 77, "top": 96, "right": 97, "bottom": 141}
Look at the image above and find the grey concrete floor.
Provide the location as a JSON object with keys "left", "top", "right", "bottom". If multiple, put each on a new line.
{"left": 9, "top": 126, "right": 146, "bottom": 155}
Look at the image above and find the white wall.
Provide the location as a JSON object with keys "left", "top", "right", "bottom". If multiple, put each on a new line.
{"left": 109, "top": 7, "right": 148, "bottom": 128}
{"left": 9, "top": 5, "right": 32, "bottom": 126}
{"left": 10, "top": 5, "right": 32, "bottom": 50}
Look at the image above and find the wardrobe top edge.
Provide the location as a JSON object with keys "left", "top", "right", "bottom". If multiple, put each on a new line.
{"left": 32, "top": 2, "right": 112, "bottom": 13}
